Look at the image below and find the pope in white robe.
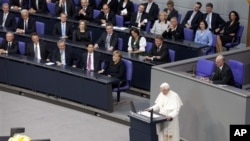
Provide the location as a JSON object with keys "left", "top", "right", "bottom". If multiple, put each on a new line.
{"left": 149, "top": 82, "right": 183, "bottom": 141}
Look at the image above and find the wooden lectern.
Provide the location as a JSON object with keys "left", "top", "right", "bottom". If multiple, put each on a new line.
{"left": 247, "top": 0, "right": 250, "bottom": 47}
{"left": 128, "top": 112, "right": 167, "bottom": 141}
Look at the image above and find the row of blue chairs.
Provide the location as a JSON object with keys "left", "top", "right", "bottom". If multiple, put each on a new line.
{"left": 196, "top": 59, "right": 244, "bottom": 88}
{"left": 183, "top": 26, "right": 244, "bottom": 51}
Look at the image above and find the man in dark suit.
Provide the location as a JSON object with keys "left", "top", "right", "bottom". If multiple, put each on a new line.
{"left": 95, "top": 4, "right": 116, "bottom": 25}
{"left": 75, "top": 0, "right": 93, "bottom": 21}
{"left": 144, "top": 0, "right": 159, "bottom": 23}
{"left": 94, "top": 23, "right": 118, "bottom": 51}
{"left": 181, "top": 2, "right": 203, "bottom": 30}
{"left": 209, "top": 55, "right": 235, "bottom": 86}
{"left": 10, "top": 0, "right": 29, "bottom": 10}
{"left": 52, "top": 39, "right": 77, "bottom": 67}
{"left": 0, "top": 31, "right": 19, "bottom": 54}
{"left": 16, "top": 9, "right": 36, "bottom": 34}
{"left": 144, "top": 35, "right": 170, "bottom": 64}
{"left": 99, "top": 0, "right": 118, "bottom": 13}
{"left": 0, "top": 3, "right": 16, "bottom": 31}
{"left": 162, "top": 17, "right": 184, "bottom": 40}
{"left": 202, "top": 3, "right": 225, "bottom": 33}
{"left": 55, "top": 0, "right": 75, "bottom": 18}
{"left": 164, "top": 0, "right": 178, "bottom": 21}
{"left": 79, "top": 42, "right": 102, "bottom": 71}
{"left": 26, "top": 33, "right": 52, "bottom": 61}
{"left": 29, "top": 0, "right": 49, "bottom": 14}
{"left": 130, "top": 4, "right": 148, "bottom": 30}
{"left": 52, "top": 13, "right": 73, "bottom": 39}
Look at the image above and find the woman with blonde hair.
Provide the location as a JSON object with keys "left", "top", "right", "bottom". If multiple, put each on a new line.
{"left": 150, "top": 11, "right": 170, "bottom": 35}
{"left": 72, "top": 20, "right": 91, "bottom": 45}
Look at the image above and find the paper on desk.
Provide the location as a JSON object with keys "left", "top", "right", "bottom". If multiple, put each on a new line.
{"left": 139, "top": 111, "right": 160, "bottom": 118}
{"left": 45, "top": 62, "right": 55, "bottom": 66}
{"left": 121, "top": 8, "right": 128, "bottom": 15}
{"left": 113, "top": 26, "right": 128, "bottom": 30}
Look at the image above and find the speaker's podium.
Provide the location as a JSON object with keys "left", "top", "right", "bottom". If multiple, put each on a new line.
{"left": 128, "top": 111, "right": 167, "bottom": 141}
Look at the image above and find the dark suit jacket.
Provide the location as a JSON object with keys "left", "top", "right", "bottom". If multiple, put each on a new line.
{"left": 202, "top": 12, "right": 225, "bottom": 32}
{"left": 10, "top": 0, "right": 28, "bottom": 9}
{"left": 211, "top": 63, "right": 235, "bottom": 86}
{"left": 17, "top": 18, "right": 36, "bottom": 34}
{"left": 95, "top": 32, "right": 118, "bottom": 50}
{"left": 163, "top": 8, "right": 178, "bottom": 21}
{"left": 99, "top": 0, "right": 118, "bottom": 12}
{"left": 30, "top": 0, "right": 49, "bottom": 14}
{"left": 162, "top": 24, "right": 184, "bottom": 40}
{"left": 219, "top": 21, "right": 239, "bottom": 36}
{"left": 52, "top": 46, "right": 77, "bottom": 66}
{"left": 89, "top": 0, "right": 96, "bottom": 9}
{"left": 182, "top": 10, "right": 203, "bottom": 30}
{"left": 117, "top": 0, "right": 134, "bottom": 21}
{"left": 95, "top": 11, "right": 116, "bottom": 25}
{"left": 75, "top": 6, "right": 93, "bottom": 21}
{"left": 130, "top": 12, "right": 148, "bottom": 30}
{"left": 148, "top": 44, "right": 170, "bottom": 63}
{"left": 0, "top": 39, "right": 19, "bottom": 54}
{"left": 26, "top": 41, "right": 52, "bottom": 60}
{"left": 0, "top": 12, "right": 16, "bottom": 31}
{"left": 55, "top": 1, "right": 75, "bottom": 18}
{"left": 52, "top": 22, "right": 73, "bottom": 39}
{"left": 143, "top": 2, "right": 158, "bottom": 22}
{"left": 80, "top": 52, "right": 101, "bottom": 71}
{"left": 103, "top": 60, "right": 126, "bottom": 80}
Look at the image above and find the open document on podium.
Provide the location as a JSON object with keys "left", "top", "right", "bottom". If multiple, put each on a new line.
{"left": 140, "top": 111, "right": 161, "bottom": 118}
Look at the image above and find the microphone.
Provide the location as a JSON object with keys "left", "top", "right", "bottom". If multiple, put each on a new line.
{"left": 150, "top": 109, "right": 153, "bottom": 122}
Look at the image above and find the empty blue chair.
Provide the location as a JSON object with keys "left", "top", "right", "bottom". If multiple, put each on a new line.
{"left": 196, "top": 59, "right": 215, "bottom": 77}
{"left": 133, "top": 3, "right": 139, "bottom": 12}
{"left": 228, "top": 59, "right": 244, "bottom": 88}
{"left": 117, "top": 38, "right": 123, "bottom": 51}
{"left": 113, "top": 59, "right": 133, "bottom": 102}
{"left": 18, "top": 41, "right": 25, "bottom": 55}
{"left": 115, "top": 15, "right": 124, "bottom": 27}
{"left": 169, "top": 49, "right": 175, "bottom": 62}
{"left": 47, "top": 2, "right": 56, "bottom": 16}
{"left": 0, "top": 37, "right": 3, "bottom": 44}
{"left": 36, "top": 21, "right": 45, "bottom": 35}
{"left": 145, "top": 21, "right": 151, "bottom": 32}
{"left": 177, "top": 13, "right": 182, "bottom": 24}
{"left": 184, "top": 28, "right": 194, "bottom": 41}
{"left": 93, "top": 9, "right": 100, "bottom": 19}
{"left": 146, "top": 42, "right": 153, "bottom": 53}
{"left": 224, "top": 25, "right": 244, "bottom": 51}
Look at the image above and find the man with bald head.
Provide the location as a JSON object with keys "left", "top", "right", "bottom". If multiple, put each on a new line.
{"left": 147, "top": 82, "right": 183, "bottom": 141}
{"left": 210, "top": 55, "right": 235, "bottom": 86}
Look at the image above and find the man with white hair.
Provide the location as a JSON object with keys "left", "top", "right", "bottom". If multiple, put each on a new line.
{"left": 148, "top": 82, "right": 183, "bottom": 141}
{"left": 16, "top": 9, "right": 36, "bottom": 34}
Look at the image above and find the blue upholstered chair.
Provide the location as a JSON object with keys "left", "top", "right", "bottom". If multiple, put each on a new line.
{"left": 47, "top": 2, "right": 56, "bottom": 16}
{"left": 169, "top": 49, "right": 175, "bottom": 62}
{"left": 0, "top": 37, "right": 3, "bottom": 44}
{"left": 184, "top": 28, "right": 194, "bottom": 41}
{"left": 224, "top": 25, "right": 244, "bottom": 51}
{"left": 36, "top": 21, "right": 45, "bottom": 35}
{"left": 196, "top": 59, "right": 215, "bottom": 77}
{"left": 117, "top": 38, "right": 123, "bottom": 51}
{"left": 146, "top": 42, "right": 153, "bottom": 53}
{"left": 115, "top": 15, "right": 124, "bottom": 27}
{"left": 133, "top": 3, "right": 139, "bottom": 12}
{"left": 228, "top": 59, "right": 244, "bottom": 88}
{"left": 113, "top": 59, "right": 133, "bottom": 102}
{"left": 177, "top": 13, "right": 182, "bottom": 24}
{"left": 145, "top": 21, "right": 151, "bottom": 32}
{"left": 93, "top": 9, "right": 100, "bottom": 19}
{"left": 18, "top": 41, "right": 25, "bottom": 55}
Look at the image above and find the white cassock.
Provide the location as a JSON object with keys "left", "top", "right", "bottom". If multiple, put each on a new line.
{"left": 150, "top": 90, "right": 183, "bottom": 141}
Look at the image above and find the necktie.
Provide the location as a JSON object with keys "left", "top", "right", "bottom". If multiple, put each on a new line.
{"left": 105, "top": 34, "right": 111, "bottom": 48}
{"left": 60, "top": 50, "right": 63, "bottom": 62}
{"left": 206, "top": 14, "right": 211, "bottom": 29}
{"left": 136, "top": 13, "right": 141, "bottom": 23}
{"left": 24, "top": 20, "right": 27, "bottom": 32}
{"left": 7, "top": 42, "right": 11, "bottom": 51}
{"left": 87, "top": 54, "right": 91, "bottom": 71}
{"left": 2, "top": 13, "right": 7, "bottom": 26}
{"left": 36, "top": 0, "right": 39, "bottom": 10}
{"left": 62, "top": 3, "right": 67, "bottom": 14}
{"left": 106, "top": 14, "right": 108, "bottom": 20}
{"left": 157, "top": 47, "right": 160, "bottom": 53}
{"left": 62, "top": 23, "right": 66, "bottom": 37}
{"left": 34, "top": 43, "right": 38, "bottom": 59}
